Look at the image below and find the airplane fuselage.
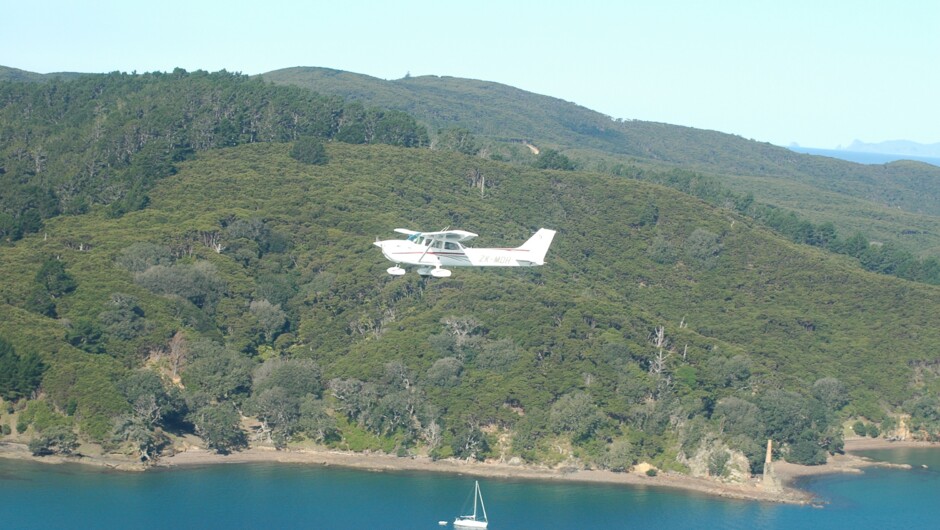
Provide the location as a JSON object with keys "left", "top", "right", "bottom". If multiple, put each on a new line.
{"left": 375, "top": 240, "right": 541, "bottom": 268}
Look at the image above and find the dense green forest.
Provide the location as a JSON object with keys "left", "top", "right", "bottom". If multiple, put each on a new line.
{"left": 1, "top": 70, "right": 939, "bottom": 479}
{"left": 263, "top": 67, "right": 940, "bottom": 259}
{"left": 0, "top": 69, "right": 426, "bottom": 240}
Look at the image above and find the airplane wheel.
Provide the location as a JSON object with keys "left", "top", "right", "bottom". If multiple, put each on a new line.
{"left": 431, "top": 268, "right": 452, "bottom": 278}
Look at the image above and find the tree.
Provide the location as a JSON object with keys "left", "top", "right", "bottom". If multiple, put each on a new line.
{"left": 602, "top": 439, "right": 638, "bottom": 472}
{"left": 473, "top": 339, "right": 517, "bottom": 370}
{"left": 28, "top": 425, "right": 79, "bottom": 456}
{"left": 788, "top": 434, "right": 828, "bottom": 465}
{"left": 426, "top": 357, "right": 463, "bottom": 387}
{"left": 685, "top": 229, "right": 722, "bottom": 269}
{"left": 758, "top": 390, "right": 836, "bottom": 465}
{"left": 24, "top": 287, "right": 57, "bottom": 317}
{"left": 366, "top": 390, "right": 417, "bottom": 436}
{"left": 708, "top": 448, "right": 731, "bottom": 477}
{"left": 298, "top": 395, "right": 338, "bottom": 443}
{"left": 839, "top": 232, "right": 870, "bottom": 257}
{"left": 852, "top": 420, "right": 868, "bottom": 437}
{"left": 329, "top": 378, "right": 378, "bottom": 423}
{"left": 247, "top": 387, "right": 299, "bottom": 447}
{"left": 116, "top": 242, "right": 173, "bottom": 273}
{"left": 0, "top": 338, "right": 45, "bottom": 401}
{"left": 135, "top": 262, "right": 226, "bottom": 310}
{"left": 647, "top": 234, "right": 676, "bottom": 264}
{"left": 98, "top": 293, "right": 150, "bottom": 341}
{"left": 188, "top": 402, "right": 247, "bottom": 454}
{"left": 181, "top": 342, "right": 252, "bottom": 400}
{"left": 713, "top": 397, "right": 760, "bottom": 438}
{"left": 252, "top": 358, "right": 323, "bottom": 399}
{"left": 224, "top": 218, "right": 288, "bottom": 257}
{"left": 118, "top": 369, "right": 181, "bottom": 427}
{"left": 705, "top": 355, "right": 751, "bottom": 389}
{"left": 248, "top": 300, "right": 287, "bottom": 343}
{"left": 65, "top": 319, "right": 106, "bottom": 353}
{"left": 812, "top": 377, "right": 848, "bottom": 411}
{"left": 289, "top": 136, "right": 329, "bottom": 165}
{"left": 370, "top": 110, "right": 428, "bottom": 147}
{"left": 441, "top": 316, "right": 481, "bottom": 345}
{"left": 382, "top": 361, "right": 415, "bottom": 391}
{"left": 112, "top": 414, "right": 168, "bottom": 462}
{"left": 451, "top": 419, "right": 489, "bottom": 460}
{"left": 549, "top": 392, "right": 603, "bottom": 441}
{"left": 435, "top": 127, "right": 480, "bottom": 156}
{"left": 534, "top": 149, "right": 575, "bottom": 170}
{"left": 34, "top": 259, "right": 77, "bottom": 297}
{"left": 0, "top": 338, "right": 21, "bottom": 396}
{"left": 25, "top": 259, "right": 76, "bottom": 317}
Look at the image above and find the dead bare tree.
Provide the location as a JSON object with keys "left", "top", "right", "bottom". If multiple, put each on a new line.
{"left": 63, "top": 239, "right": 93, "bottom": 252}
{"left": 422, "top": 421, "right": 443, "bottom": 450}
{"left": 648, "top": 325, "right": 672, "bottom": 398}
{"left": 133, "top": 394, "right": 162, "bottom": 427}
{"left": 442, "top": 315, "right": 481, "bottom": 346}
{"left": 199, "top": 231, "right": 225, "bottom": 253}
{"left": 466, "top": 168, "right": 486, "bottom": 197}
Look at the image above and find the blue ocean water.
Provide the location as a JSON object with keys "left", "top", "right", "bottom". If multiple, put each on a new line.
{"left": 1, "top": 448, "right": 938, "bottom": 529}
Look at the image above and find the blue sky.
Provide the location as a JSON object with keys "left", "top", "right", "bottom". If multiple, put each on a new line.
{"left": 3, "top": 0, "right": 937, "bottom": 148}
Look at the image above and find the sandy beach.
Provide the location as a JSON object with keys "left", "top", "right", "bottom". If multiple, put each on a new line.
{"left": 159, "top": 445, "right": 812, "bottom": 504}
{"left": 1, "top": 436, "right": 932, "bottom": 505}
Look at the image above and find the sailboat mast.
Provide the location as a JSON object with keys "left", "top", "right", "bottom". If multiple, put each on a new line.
{"left": 476, "top": 481, "right": 488, "bottom": 522}
{"left": 472, "top": 481, "right": 478, "bottom": 519}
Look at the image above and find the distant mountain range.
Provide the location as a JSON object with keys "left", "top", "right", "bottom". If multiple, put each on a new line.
{"left": 788, "top": 145, "right": 940, "bottom": 167}
{"left": 842, "top": 139, "right": 940, "bottom": 157}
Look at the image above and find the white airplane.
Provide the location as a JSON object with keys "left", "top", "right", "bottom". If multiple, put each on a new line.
{"left": 374, "top": 228, "right": 556, "bottom": 278}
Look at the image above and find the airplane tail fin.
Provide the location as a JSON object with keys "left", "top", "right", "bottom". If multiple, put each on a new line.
{"left": 517, "top": 228, "right": 557, "bottom": 265}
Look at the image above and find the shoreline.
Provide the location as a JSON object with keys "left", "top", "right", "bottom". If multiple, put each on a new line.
{"left": 158, "top": 445, "right": 812, "bottom": 504}
{"left": 2, "top": 437, "right": 934, "bottom": 504}
{"left": 842, "top": 436, "right": 938, "bottom": 451}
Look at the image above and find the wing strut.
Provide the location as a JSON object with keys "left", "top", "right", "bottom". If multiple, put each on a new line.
{"left": 417, "top": 240, "right": 433, "bottom": 264}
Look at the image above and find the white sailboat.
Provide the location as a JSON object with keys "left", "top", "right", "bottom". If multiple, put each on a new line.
{"left": 454, "top": 480, "right": 488, "bottom": 529}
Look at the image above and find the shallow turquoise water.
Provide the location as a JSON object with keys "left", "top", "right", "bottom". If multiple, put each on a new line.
{"left": 1, "top": 448, "right": 938, "bottom": 529}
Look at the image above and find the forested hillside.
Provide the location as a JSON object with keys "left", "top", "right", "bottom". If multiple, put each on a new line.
{"left": 0, "top": 69, "right": 427, "bottom": 241}
{"left": 1, "top": 69, "right": 939, "bottom": 479}
{"left": 3, "top": 138, "right": 940, "bottom": 473}
{"left": 263, "top": 67, "right": 940, "bottom": 258}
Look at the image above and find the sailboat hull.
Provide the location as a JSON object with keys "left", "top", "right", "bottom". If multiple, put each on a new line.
{"left": 453, "top": 519, "right": 488, "bottom": 529}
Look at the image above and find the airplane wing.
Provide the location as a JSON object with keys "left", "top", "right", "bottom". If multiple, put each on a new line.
{"left": 394, "top": 228, "right": 421, "bottom": 236}
{"left": 418, "top": 229, "right": 479, "bottom": 242}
